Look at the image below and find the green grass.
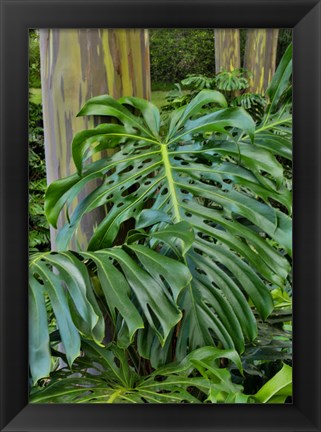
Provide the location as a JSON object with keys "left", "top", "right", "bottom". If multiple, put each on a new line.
{"left": 151, "top": 91, "right": 169, "bottom": 110}
{"left": 151, "top": 89, "right": 190, "bottom": 110}
{"left": 30, "top": 88, "right": 42, "bottom": 105}
{"left": 151, "top": 82, "right": 174, "bottom": 92}
{"left": 29, "top": 86, "right": 187, "bottom": 111}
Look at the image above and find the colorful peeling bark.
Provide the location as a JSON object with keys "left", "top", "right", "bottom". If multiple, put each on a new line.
{"left": 40, "top": 29, "right": 151, "bottom": 250}
{"left": 214, "top": 29, "right": 241, "bottom": 73}
{"left": 244, "top": 29, "right": 279, "bottom": 94}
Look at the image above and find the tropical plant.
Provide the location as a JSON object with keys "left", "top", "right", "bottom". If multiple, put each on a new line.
{"left": 29, "top": 44, "right": 292, "bottom": 402}
{"left": 181, "top": 75, "right": 216, "bottom": 91}
{"left": 241, "top": 43, "right": 292, "bottom": 184}
{"left": 231, "top": 93, "right": 267, "bottom": 121}
{"left": 214, "top": 68, "right": 249, "bottom": 92}
{"left": 29, "top": 223, "right": 192, "bottom": 383}
{"left": 162, "top": 83, "right": 191, "bottom": 111}
{"left": 163, "top": 69, "right": 268, "bottom": 121}
{"left": 45, "top": 92, "right": 284, "bottom": 357}
{"left": 252, "top": 363, "right": 292, "bottom": 403}
{"left": 30, "top": 345, "right": 246, "bottom": 403}
{"left": 30, "top": 343, "right": 292, "bottom": 404}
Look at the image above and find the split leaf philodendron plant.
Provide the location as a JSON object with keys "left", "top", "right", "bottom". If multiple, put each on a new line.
{"left": 29, "top": 45, "right": 292, "bottom": 402}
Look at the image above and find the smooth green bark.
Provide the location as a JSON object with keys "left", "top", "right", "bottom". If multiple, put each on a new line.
{"left": 214, "top": 29, "right": 241, "bottom": 73}
{"left": 244, "top": 29, "right": 279, "bottom": 94}
{"left": 40, "top": 29, "right": 151, "bottom": 249}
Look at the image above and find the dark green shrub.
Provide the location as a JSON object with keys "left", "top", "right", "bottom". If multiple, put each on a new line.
{"left": 29, "top": 102, "right": 50, "bottom": 251}
{"left": 149, "top": 29, "right": 215, "bottom": 85}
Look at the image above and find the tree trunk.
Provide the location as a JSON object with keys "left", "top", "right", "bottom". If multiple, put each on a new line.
{"left": 40, "top": 29, "right": 151, "bottom": 250}
{"left": 244, "top": 29, "right": 279, "bottom": 94}
{"left": 214, "top": 29, "right": 241, "bottom": 73}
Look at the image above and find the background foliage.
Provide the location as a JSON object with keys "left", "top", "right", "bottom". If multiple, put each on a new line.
{"left": 29, "top": 101, "right": 50, "bottom": 251}
{"left": 29, "top": 30, "right": 41, "bottom": 89}
{"left": 149, "top": 29, "right": 215, "bottom": 87}
{"left": 149, "top": 28, "right": 292, "bottom": 89}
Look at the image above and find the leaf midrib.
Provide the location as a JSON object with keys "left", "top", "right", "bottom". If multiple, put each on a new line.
{"left": 159, "top": 148, "right": 206, "bottom": 347}
{"left": 161, "top": 145, "right": 181, "bottom": 223}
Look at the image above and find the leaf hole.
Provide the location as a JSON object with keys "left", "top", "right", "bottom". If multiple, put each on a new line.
{"left": 118, "top": 165, "right": 134, "bottom": 175}
{"left": 140, "top": 397, "right": 148, "bottom": 403}
{"left": 194, "top": 248, "right": 203, "bottom": 256}
{"left": 121, "top": 182, "right": 141, "bottom": 198}
{"left": 33, "top": 272, "right": 44, "bottom": 284}
{"left": 195, "top": 267, "right": 207, "bottom": 276}
{"left": 154, "top": 375, "right": 167, "bottom": 382}
{"left": 161, "top": 187, "right": 169, "bottom": 196}
{"left": 146, "top": 304, "right": 161, "bottom": 330}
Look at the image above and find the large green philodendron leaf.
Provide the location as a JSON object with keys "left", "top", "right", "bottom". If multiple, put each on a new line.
{"left": 29, "top": 227, "right": 192, "bottom": 383}
{"left": 255, "top": 43, "right": 292, "bottom": 139}
{"left": 30, "top": 344, "right": 245, "bottom": 404}
{"left": 253, "top": 363, "right": 292, "bottom": 403}
{"left": 29, "top": 251, "right": 105, "bottom": 383}
{"left": 45, "top": 89, "right": 292, "bottom": 360}
{"left": 238, "top": 45, "right": 292, "bottom": 167}
{"left": 266, "top": 44, "right": 292, "bottom": 115}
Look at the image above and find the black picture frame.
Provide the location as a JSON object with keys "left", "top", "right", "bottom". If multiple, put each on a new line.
{"left": 1, "top": 0, "right": 320, "bottom": 430}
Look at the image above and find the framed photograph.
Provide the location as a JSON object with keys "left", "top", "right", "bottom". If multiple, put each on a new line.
{"left": 0, "top": 0, "right": 320, "bottom": 431}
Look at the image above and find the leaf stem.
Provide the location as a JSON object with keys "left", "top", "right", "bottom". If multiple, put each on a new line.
{"left": 107, "top": 388, "right": 124, "bottom": 403}
{"left": 161, "top": 145, "right": 181, "bottom": 223}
